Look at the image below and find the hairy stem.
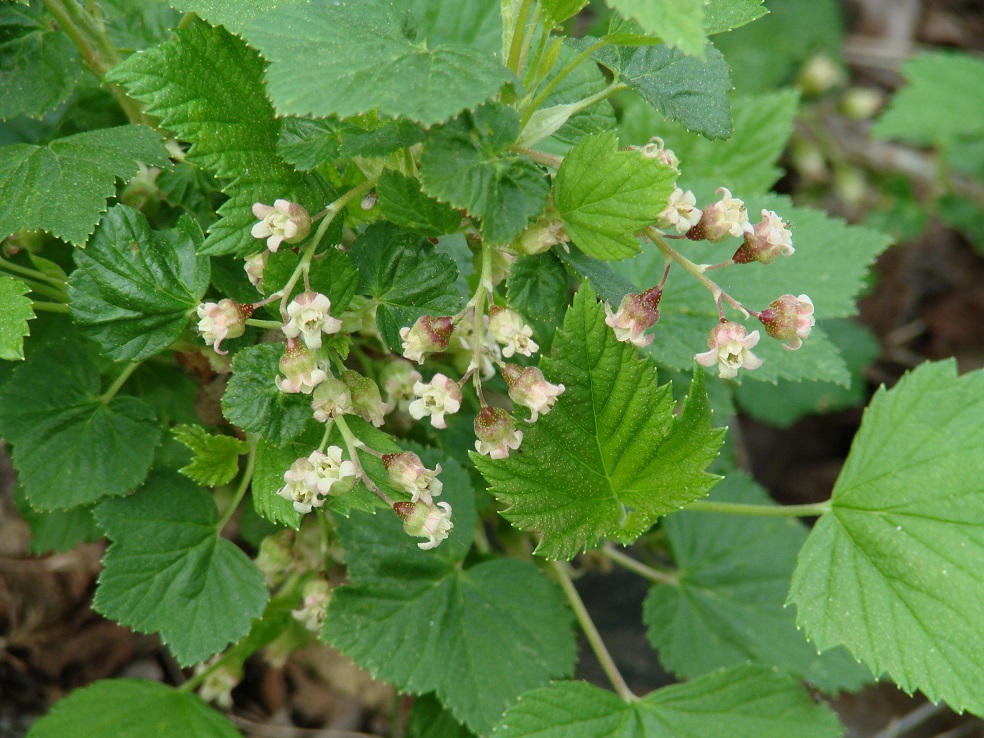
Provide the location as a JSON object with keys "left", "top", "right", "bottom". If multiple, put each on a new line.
{"left": 602, "top": 543, "right": 679, "bottom": 586}
{"left": 216, "top": 437, "right": 257, "bottom": 533}
{"left": 520, "top": 37, "right": 610, "bottom": 129}
{"left": 683, "top": 498, "right": 832, "bottom": 517}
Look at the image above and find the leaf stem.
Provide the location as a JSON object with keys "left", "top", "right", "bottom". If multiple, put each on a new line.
{"left": 30, "top": 301, "right": 70, "bottom": 314}
{"left": 245, "top": 318, "right": 283, "bottom": 330}
{"left": 520, "top": 38, "right": 610, "bottom": 129}
{"left": 16, "top": 277, "right": 68, "bottom": 303}
{"left": 99, "top": 361, "right": 142, "bottom": 404}
{"left": 683, "top": 498, "right": 832, "bottom": 517}
{"left": 216, "top": 436, "right": 257, "bottom": 533}
{"left": 601, "top": 543, "right": 678, "bottom": 586}
{"left": 506, "top": 0, "right": 535, "bottom": 75}
{"left": 0, "top": 259, "right": 67, "bottom": 288}
{"left": 551, "top": 560, "right": 637, "bottom": 702}
{"left": 510, "top": 146, "right": 563, "bottom": 169}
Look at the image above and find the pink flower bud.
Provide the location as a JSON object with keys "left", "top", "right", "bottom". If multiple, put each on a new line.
{"left": 474, "top": 406, "right": 523, "bottom": 459}
{"left": 489, "top": 306, "right": 538, "bottom": 358}
{"left": 276, "top": 339, "right": 327, "bottom": 394}
{"left": 732, "top": 210, "right": 794, "bottom": 264}
{"left": 393, "top": 500, "right": 454, "bottom": 550}
{"left": 694, "top": 321, "right": 764, "bottom": 379}
{"left": 501, "top": 364, "right": 565, "bottom": 422}
{"left": 604, "top": 286, "right": 661, "bottom": 348}
{"left": 251, "top": 199, "right": 311, "bottom": 253}
{"left": 341, "top": 370, "right": 386, "bottom": 427}
{"left": 408, "top": 373, "right": 462, "bottom": 430}
{"left": 688, "top": 187, "right": 751, "bottom": 243}
{"left": 383, "top": 451, "right": 443, "bottom": 504}
{"left": 757, "top": 294, "right": 814, "bottom": 350}
{"left": 283, "top": 291, "right": 342, "bottom": 350}
{"left": 196, "top": 299, "right": 252, "bottom": 354}
{"left": 399, "top": 315, "right": 454, "bottom": 364}
{"left": 244, "top": 251, "right": 268, "bottom": 289}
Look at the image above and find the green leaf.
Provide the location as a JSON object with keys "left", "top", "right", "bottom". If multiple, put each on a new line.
{"left": 554, "top": 131, "right": 676, "bottom": 260}
{"left": 69, "top": 206, "right": 210, "bottom": 362}
{"left": 594, "top": 43, "right": 733, "bottom": 139}
{"left": 94, "top": 470, "right": 268, "bottom": 666}
{"left": 106, "top": 23, "right": 333, "bottom": 256}
{"left": 339, "top": 119, "right": 428, "bottom": 159}
{"left": 350, "top": 222, "right": 463, "bottom": 352}
{"left": 262, "top": 245, "right": 360, "bottom": 314}
{"left": 172, "top": 424, "right": 246, "bottom": 487}
{"left": 25, "top": 679, "right": 241, "bottom": 738}
{"left": 407, "top": 693, "right": 477, "bottom": 738}
{"left": 277, "top": 117, "right": 343, "bottom": 171}
{"left": 645, "top": 471, "right": 872, "bottom": 693}
{"left": 222, "top": 343, "right": 312, "bottom": 446}
{"left": 0, "top": 340, "right": 160, "bottom": 510}
{"left": 474, "top": 285, "right": 723, "bottom": 560}
{"left": 252, "top": 433, "right": 309, "bottom": 530}
{"left": 605, "top": 0, "right": 707, "bottom": 57}
{"left": 703, "top": 0, "right": 768, "bottom": 35}
{"left": 0, "top": 5, "right": 82, "bottom": 120}
{"left": 0, "top": 276, "right": 34, "bottom": 360}
{"left": 323, "top": 477, "right": 576, "bottom": 735}
{"left": 0, "top": 125, "right": 170, "bottom": 246}
{"left": 421, "top": 105, "right": 551, "bottom": 245}
{"left": 873, "top": 53, "right": 984, "bottom": 144}
{"left": 555, "top": 246, "right": 638, "bottom": 305}
{"left": 506, "top": 253, "right": 569, "bottom": 325}
{"left": 542, "top": 0, "right": 587, "bottom": 26}
{"left": 13, "top": 486, "right": 101, "bottom": 555}
{"left": 789, "top": 360, "right": 984, "bottom": 714}
{"left": 377, "top": 169, "right": 462, "bottom": 238}
{"left": 244, "top": 0, "right": 513, "bottom": 127}
{"left": 165, "top": 0, "right": 305, "bottom": 34}
{"left": 491, "top": 665, "right": 842, "bottom": 738}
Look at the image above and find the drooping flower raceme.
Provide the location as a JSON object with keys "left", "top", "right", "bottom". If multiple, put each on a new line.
{"left": 758, "top": 294, "right": 815, "bottom": 350}
{"left": 501, "top": 364, "right": 565, "bottom": 422}
{"left": 251, "top": 199, "right": 311, "bottom": 252}
{"left": 489, "top": 307, "right": 538, "bottom": 358}
{"left": 196, "top": 299, "right": 251, "bottom": 354}
{"left": 733, "top": 209, "right": 795, "bottom": 264}
{"left": 474, "top": 406, "right": 523, "bottom": 459}
{"left": 408, "top": 374, "right": 462, "bottom": 430}
{"left": 393, "top": 500, "right": 454, "bottom": 550}
{"left": 695, "top": 321, "right": 764, "bottom": 379}
{"left": 283, "top": 291, "right": 342, "bottom": 350}
{"left": 604, "top": 287, "right": 662, "bottom": 348}
{"left": 384, "top": 451, "right": 443, "bottom": 504}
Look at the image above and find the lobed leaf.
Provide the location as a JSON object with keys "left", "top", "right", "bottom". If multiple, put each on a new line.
{"left": 377, "top": 169, "right": 462, "bottom": 238}
{"left": 507, "top": 253, "right": 570, "bottom": 325}
{"left": 172, "top": 424, "right": 246, "bottom": 487}
{"left": 0, "top": 276, "right": 35, "bottom": 360}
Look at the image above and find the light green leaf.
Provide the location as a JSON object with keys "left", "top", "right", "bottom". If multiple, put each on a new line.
{"left": 491, "top": 665, "right": 842, "bottom": 737}
{"left": 0, "top": 125, "right": 170, "bottom": 246}
{"left": 645, "top": 471, "right": 872, "bottom": 693}
{"left": 377, "top": 169, "right": 462, "bottom": 238}
{"left": 605, "top": 0, "right": 707, "bottom": 57}
{"left": 25, "top": 679, "right": 241, "bottom": 738}
{"left": 789, "top": 360, "right": 984, "bottom": 714}
{"left": 873, "top": 53, "right": 984, "bottom": 144}
{"left": 421, "top": 105, "right": 551, "bottom": 245}
{"left": 350, "top": 222, "right": 463, "bottom": 352}
{"left": 94, "top": 470, "right": 268, "bottom": 666}
{"left": 323, "top": 477, "right": 576, "bottom": 735}
{"left": 244, "top": 0, "right": 513, "bottom": 127}
{"left": 0, "top": 276, "right": 34, "bottom": 360}
{"left": 703, "top": 0, "right": 768, "bottom": 35}
{"left": 554, "top": 131, "right": 676, "bottom": 260}
{"left": 172, "top": 424, "right": 246, "bottom": 487}
{"left": 106, "top": 23, "right": 333, "bottom": 256}
{"left": 13, "top": 486, "right": 101, "bottom": 555}
{"left": 0, "top": 341, "right": 160, "bottom": 510}
{"left": 536, "top": 44, "right": 617, "bottom": 152}
{"left": 165, "top": 0, "right": 303, "bottom": 34}
{"left": 69, "top": 206, "right": 210, "bottom": 362}
{"left": 542, "top": 0, "right": 588, "bottom": 26}
{"left": 221, "top": 343, "right": 312, "bottom": 446}
{"left": 507, "top": 253, "right": 570, "bottom": 325}
{"left": 474, "top": 285, "right": 723, "bottom": 560}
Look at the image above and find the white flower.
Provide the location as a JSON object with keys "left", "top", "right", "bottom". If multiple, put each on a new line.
{"left": 695, "top": 321, "right": 764, "bottom": 379}
{"left": 291, "top": 579, "right": 332, "bottom": 633}
{"left": 489, "top": 308, "right": 538, "bottom": 358}
{"left": 656, "top": 188, "right": 702, "bottom": 234}
{"left": 244, "top": 251, "right": 268, "bottom": 289}
{"left": 277, "top": 456, "right": 321, "bottom": 513}
{"left": 408, "top": 374, "right": 462, "bottom": 430}
{"left": 697, "top": 187, "right": 752, "bottom": 242}
{"left": 473, "top": 406, "right": 523, "bottom": 459}
{"left": 196, "top": 299, "right": 249, "bottom": 354}
{"left": 303, "top": 447, "right": 357, "bottom": 497}
{"left": 283, "top": 291, "right": 342, "bottom": 350}
{"left": 251, "top": 199, "right": 311, "bottom": 253}
{"left": 399, "top": 315, "right": 453, "bottom": 364}
{"left": 603, "top": 287, "right": 662, "bottom": 348}
{"left": 311, "top": 376, "right": 353, "bottom": 422}
{"left": 380, "top": 359, "right": 422, "bottom": 413}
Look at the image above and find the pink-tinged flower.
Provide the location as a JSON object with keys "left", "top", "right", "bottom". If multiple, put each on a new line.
{"left": 733, "top": 210, "right": 794, "bottom": 264}
{"left": 689, "top": 187, "right": 751, "bottom": 243}
{"left": 501, "top": 364, "right": 565, "bottom": 422}
{"left": 341, "top": 370, "right": 387, "bottom": 427}
{"left": 399, "top": 315, "right": 454, "bottom": 364}
{"left": 251, "top": 199, "right": 311, "bottom": 252}
{"left": 244, "top": 251, "right": 268, "bottom": 289}
{"left": 474, "top": 406, "right": 523, "bottom": 459}
{"left": 276, "top": 340, "right": 327, "bottom": 394}
{"left": 656, "top": 188, "right": 702, "bottom": 234}
{"left": 695, "top": 321, "right": 764, "bottom": 379}
{"left": 303, "top": 447, "right": 357, "bottom": 497}
{"left": 604, "top": 286, "right": 662, "bottom": 348}
{"left": 380, "top": 359, "right": 422, "bottom": 413}
{"left": 283, "top": 291, "right": 342, "bottom": 350}
{"left": 277, "top": 456, "right": 321, "bottom": 513}
{"left": 292, "top": 579, "right": 332, "bottom": 633}
{"left": 639, "top": 136, "right": 680, "bottom": 170}
{"left": 311, "top": 376, "right": 353, "bottom": 422}
{"left": 196, "top": 299, "right": 252, "bottom": 354}
{"left": 757, "top": 294, "right": 815, "bottom": 350}
{"left": 408, "top": 373, "right": 462, "bottom": 430}
{"left": 383, "top": 451, "right": 443, "bottom": 504}
{"left": 489, "top": 307, "right": 538, "bottom": 358}
{"left": 449, "top": 318, "right": 497, "bottom": 379}
{"left": 393, "top": 500, "right": 454, "bottom": 550}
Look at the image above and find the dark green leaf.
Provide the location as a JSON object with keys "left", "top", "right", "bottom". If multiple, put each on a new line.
{"left": 252, "top": 434, "right": 308, "bottom": 530}
{"left": 555, "top": 246, "right": 638, "bottom": 305}
{"left": 276, "top": 117, "right": 343, "bottom": 172}
{"left": 0, "top": 275, "right": 34, "bottom": 360}
{"left": 703, "top": 0, "right": 768, "bottom": 34}
{"left": 377, "top": 169, "right": 462, "bottom": 237}
{"left": 339, "top": 119, "right": 428, "bottom": 159}
{"left": 407, "top": 694, "right": 477, "bottom": 738}
{"left": 506, "top": 253, "right": 569, "bottom": 324}
{"left": 13, "top": 486, "right": 101, "bottom": 555}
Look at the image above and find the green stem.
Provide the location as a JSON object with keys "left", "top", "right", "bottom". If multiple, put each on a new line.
{"left": 334, "top": 415, "right": 393, "bottom": 505}
{"left": 602, "top": 544, "right": 678, "bottom": 586}
{"left": 551, "top": 561, "right": 636, "bottom": 702}
{"left": 510, "top": 146, "right": 562, "bottom": 169}
{"left": 17, "top": 278, "right": 68, "bottom": 302}
{"left": 520, "top": 38, "right": 609, "bottom": 129}
{"left": 30, "top": 301, "right": 71, "bottom": 314}
{"left": 0, "top": 259, "right": 66, "bottom": 288}
{"left": 468, "top": 244, "right": 495, "bottom": 400}
{"left": 99, "top": 361, "right": 142, "bottom": 404}
{"left": 506, "top": 0, "right": 535, "bottom": 74}
{"left": 683, "top": 499, "right": 832, "bottom": 517}
{"left": 216, "top": 437, "right": 257, "bottom": 533}
{"left": 245, "top": 318, "right": 283, "bottom": 330}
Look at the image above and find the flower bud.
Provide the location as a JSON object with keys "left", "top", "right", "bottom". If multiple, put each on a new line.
{"left": 688, "top": 187, "right": 751, "bottom": 243}
{"left": 276, "top": 340, "right": 327, "bottom": 394}
{"left": 383, "top": 451, "right": 443, "bottom": 504}
{"left": 511, "top": 217, "right": 569, "bottom": 256}
{"left": 694, "top": 321, "right": 763, "bottom": 379}
{"left": 292, "top": 579, "right": 332, "bottom": 633}
{"left": 408, "top": 373, "right": 462, "bottom": 430}
{"left": 501, "top": 364, "right": 565, "bottom": 422}
{"left": 656, "top": 188, "right": 701, "bottom": 234}
{"left": 195, "top": 657, "right": 242, "bottom": 709}
{"left": 380, "top": 359, "right": 422, "bottom": 413}
{"left": 393, "top": 500, "right": 454, "bottom": 550}
{"left": 604, "top": 287, "right": 661, "bottom": 348}
{"left": 489, "top": 306, "right": 538, "bottom": 358}
{"left": 638, "top": 136, "right": 680, "bottom": 169}
{"left": 757, "top": 294, "right": 815, "bottom": 350}
{"left": 255, "top": 532, "right": 293, "bottom": 586}
{"left": 197, "top": 299, "right": 252, "bottom": 354}
{"left": 474, "top": 406, "right": 523, "bottom": 459}
{"left": 399, "top": 315, "right": 454, "bottom": 364}
{"left": 311, "top": 376, "right": 353, "bottom": 422}
{"left": 283, "top": 291, "right": 342, "bottom": 350}
{"left": 244, "top": 251, "right": 269, "bottom": 290}
{"left": 732, "top": 210, "right": 794, "bottom": 264}
{"left": 341, "top": 370, "right": 387, "bottom": 427}
{"left": 251, "top": 199, "right": 311, "bottom": 252}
